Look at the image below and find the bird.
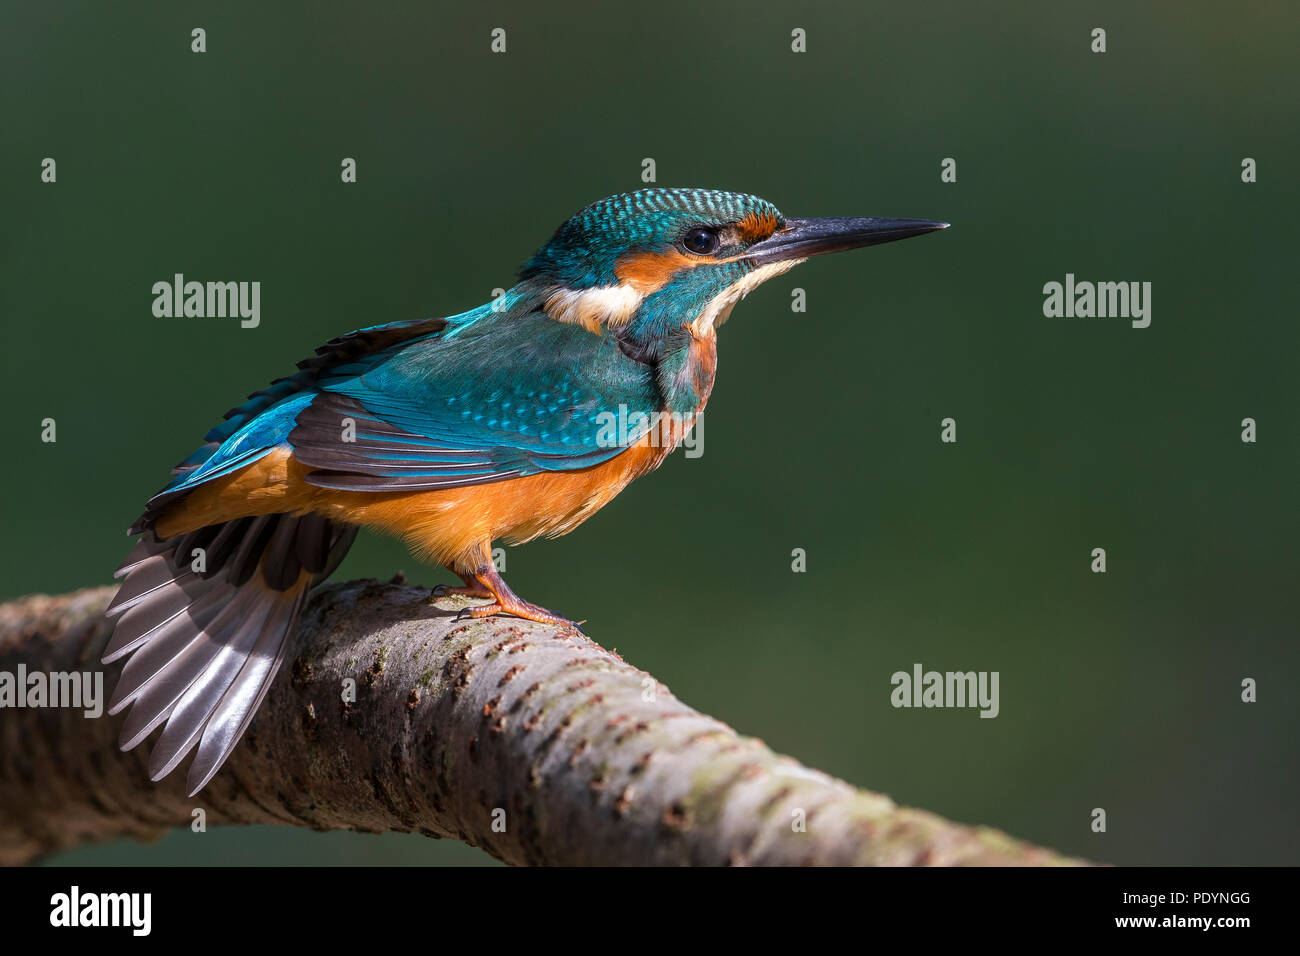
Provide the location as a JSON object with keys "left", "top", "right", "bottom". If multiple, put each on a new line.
{"left": 103, "top": 187, "right": 947, "bottom": 795}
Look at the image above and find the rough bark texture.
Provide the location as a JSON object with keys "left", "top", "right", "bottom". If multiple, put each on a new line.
{"left": 0, "top": 582, "right": 1088, "bottom": 866}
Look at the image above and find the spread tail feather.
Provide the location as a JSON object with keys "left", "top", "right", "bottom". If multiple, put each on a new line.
{"left": 104, "top": 513, "right": 356, "bottom": 795}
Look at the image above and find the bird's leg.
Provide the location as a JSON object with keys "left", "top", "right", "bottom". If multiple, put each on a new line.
{"left": 453, "top": 565, "right": 580, "bottom": 628}
{"left": 432, "top": 571, "right": 494, "bottom": 600}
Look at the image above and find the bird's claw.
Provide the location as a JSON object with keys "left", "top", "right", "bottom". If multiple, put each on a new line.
{"left": 454, "top": 600, "right": 580, "bottom": 629}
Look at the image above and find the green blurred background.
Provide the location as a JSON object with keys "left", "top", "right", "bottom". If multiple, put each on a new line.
{"left": 3, "top": 1, "right": 1296, "bottom": 866}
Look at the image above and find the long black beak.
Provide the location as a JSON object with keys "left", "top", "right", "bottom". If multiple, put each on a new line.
{"left": 745, "top": 216, "right": 949, "bottom": 265}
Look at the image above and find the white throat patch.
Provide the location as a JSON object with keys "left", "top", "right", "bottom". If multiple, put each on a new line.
{"left": 543, "top": 284, "right": 644, "bottom": 333}
{"left": 689, "top": 258, "right": 805, "bottom": 337}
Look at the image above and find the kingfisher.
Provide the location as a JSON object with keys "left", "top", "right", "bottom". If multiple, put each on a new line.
{"left": 104, "top": 187, "right": 946, "bottom": 794}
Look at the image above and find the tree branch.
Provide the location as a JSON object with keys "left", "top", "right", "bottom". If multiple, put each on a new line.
{"left": 0, "top": 582, "right": 1088, "bottom": 866}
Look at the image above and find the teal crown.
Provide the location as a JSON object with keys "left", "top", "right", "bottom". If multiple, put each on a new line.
{"left": 519, "top": 187, "right": 784, "bottom": 288}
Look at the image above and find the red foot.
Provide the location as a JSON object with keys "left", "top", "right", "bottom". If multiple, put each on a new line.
{"left": 446, "top": 566, "right": 580, "bottom": 628}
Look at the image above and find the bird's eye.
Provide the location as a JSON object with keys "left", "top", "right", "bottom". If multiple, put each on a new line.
{"left": 682, "top": 227, "right": 720, "bottom": 255}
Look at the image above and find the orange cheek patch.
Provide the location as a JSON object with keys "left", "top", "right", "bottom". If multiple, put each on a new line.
{"left": 614, "top": 249, "right": 698, "bottom": 294}
{"left": 735, "top": 211, "right": 781, "bottom": 244}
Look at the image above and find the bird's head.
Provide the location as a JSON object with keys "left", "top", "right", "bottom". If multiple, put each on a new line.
{"left": 517, "top": 187, "right": 946, "bottom": 359}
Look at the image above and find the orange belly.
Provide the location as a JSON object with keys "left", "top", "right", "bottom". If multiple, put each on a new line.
{"left": 155, "top": 427, "right": 681, "bottom": 571}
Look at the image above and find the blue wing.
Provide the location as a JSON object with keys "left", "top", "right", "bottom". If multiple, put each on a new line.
{"left": 290, "top": 308, "right": 662, "bottom": 490}
{"left": 137, "top": 307, "right": 661, "bottom": 525}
